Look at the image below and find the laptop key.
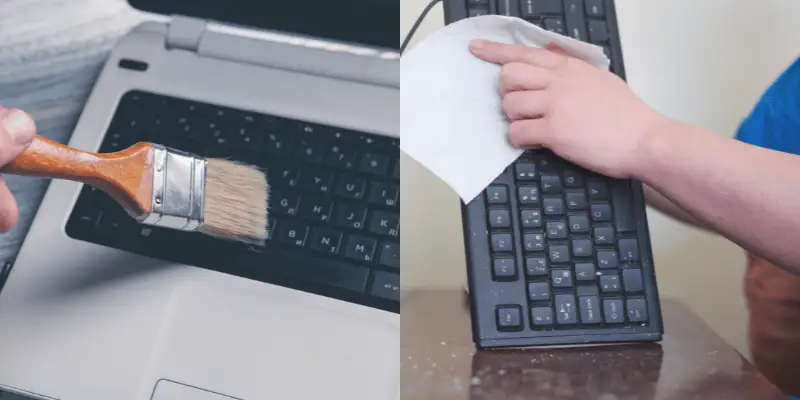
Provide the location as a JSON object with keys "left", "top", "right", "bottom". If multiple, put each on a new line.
{"left": 564, "top": 0, "right": 588, "bottom": 41}
{"left": 360, "top": 152, "right": 391, "bottom": 176}
{"left": 497, "top": 0, "right": 520, "bottom": 17}
{"left": 333, "top": 174, "right": 367, "bottom": 200}
{"left": 368, "top": 210, "right": 399, "bottom": 237}
{"left": 333, "top": 203, "right": 368, "bottom": 229}
{"left": 297, "top": 167, "right": 333, "bottom": 194}
{"left": 370, "top": 271, "right": 399, "bottom": 301}
{"left": 274, "top": 220, "right": 309, "bottom": 247}
{"left": 325, "top": 144, "right": 358, "bottom": 170}
{"left": 344, "top": 235, "right": 377, "bottom": 262}
{"left": 585, "top": 0, "right": 605, "bottom": 17}
{"left": 298, "top": 198, "right": 333, "bottom": 223}
{"left": 378, "top": 242, "right": 400, "bottom": 269}
{"left": 309, "top": 227, "right": 343, "bottom": 254}
{"left": 367, "top": 182, "right": 399, "bottom": 208}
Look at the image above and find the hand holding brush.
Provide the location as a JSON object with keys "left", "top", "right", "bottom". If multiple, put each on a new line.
{"left": 0, "top": 108, "right": 268, "bottom": 245}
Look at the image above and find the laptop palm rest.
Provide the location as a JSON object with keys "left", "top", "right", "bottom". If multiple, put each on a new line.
{"left": 148, "top": 279, "right": 399, "bottom": 399}
{"left": 152, "top": 380, "right": 240, "bottom": 400}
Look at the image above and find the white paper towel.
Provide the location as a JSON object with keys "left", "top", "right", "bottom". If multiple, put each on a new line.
{"left": 400, "top": 15, "right": 611, "bottom": 203}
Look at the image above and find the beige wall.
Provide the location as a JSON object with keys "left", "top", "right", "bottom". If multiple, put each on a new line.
{"left": 400, "top": 0, "right": 800, "bottom": 359}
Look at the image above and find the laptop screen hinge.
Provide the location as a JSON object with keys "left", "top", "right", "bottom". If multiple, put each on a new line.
{"left": 165, "top": 15, "right": 207, "bottom": 52}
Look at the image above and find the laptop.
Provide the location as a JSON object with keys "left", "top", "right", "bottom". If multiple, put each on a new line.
{"left": 0, "top": 1, "right": 399, "bottom": 399}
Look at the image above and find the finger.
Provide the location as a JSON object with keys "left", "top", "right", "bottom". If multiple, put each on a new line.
{"left": 499, "top": 62, "right": 552, "bottom": 95}
{"left": 0, "top": 108, "right": 37, "bottom": 165}
{"left": 546, "top": 43, "right": 572, "bottom": 57}
{"left": 0, "top": 178, "right": 19, "bottom": 232}
{"left": 508, "top": 118, "right": 552, "bottom": 148}
{"left": 470, "top": 40, "right": 566, "bottom": 69}
{"left": 502, "top": 90, "right": 549, "bottom": 121}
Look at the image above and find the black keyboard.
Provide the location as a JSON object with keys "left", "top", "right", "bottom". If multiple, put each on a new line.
{"left": 65, "top": 90, "right": 400, "bottom": 313}
{"left": 444, "top": 0, "right": 663, "bottom": 347}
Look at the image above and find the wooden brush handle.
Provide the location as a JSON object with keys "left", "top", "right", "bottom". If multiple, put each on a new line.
{"left": 1, "top": 135, "right": 155, "bottom": 218}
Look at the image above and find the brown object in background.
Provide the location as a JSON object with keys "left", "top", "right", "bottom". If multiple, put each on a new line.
{"left": 401, "top": 289, "right": 785, "bottom": 400}
{"left": 745, "top": 253, "right": 800, "bottom": 397}
{"left": 1, "top": 135, "right": 268, "bottom": 245}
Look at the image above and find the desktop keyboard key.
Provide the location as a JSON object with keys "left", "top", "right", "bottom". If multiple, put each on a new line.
{"left": 370, "top": 271, "right": 400, "bottom": 301}
{"left": 585, "top": 0, "right": 605, "bottom": 16}
{"left": 334, "top": 175, "right": 367, "bottom": 200}
{"left": 496, "top": 306, "right": 523, "bottom": 331}
{"left": 543, "top": 197, "right": 564, "bottom": 215}
{"left": 591, "top": 203, "right": 612, "bottom": 222}
{"left": 360, "top": 153, "right": 391, "bottom": 176}
{"left": 597, "top": 250, "right": 619, "bottom": 269}
{"left": 297, "top": 167, "right": 333, "bottom": 194}
{"left": 588, "top": 181, "right": 608, "bottom": 200}
{"left": 368, "top": 210, "right": 399, "bottom": 237}
{"left": 594, "top": 227, "right": 614, "bottom": 245}
{"left": 611, "top": 180, "right": 636, "bottom": 232}
{"left": 569, "top": 215, "right": 590, "bottom": 233}
{"left": 486, "top": 186, "right": 508, "bottom": 204}
{"left": 530, "top": 307, "right": 554, "bottom": 327}
{"left": 600, "top": 274, "right": 621, "bottom": 293}
{"left": 549, "top": 245, "right": 570, "bottom": 263}
{"left": 309, "top": 227, "right": 343, "bottom": 254}
{"left": 525, "top": 257, "right": 548, "bottom": 277}
{"left": 524, "top": 233, "right": 545, "bottom": 252}
{"left": 579, "top": 296, "right": 601, "bottom": 324}
{"left": 528, "top": 282, "right": 550, "bottom": 301}
{"left": 564, "top": 171, "right": 583, "bottom": 187}
{"left": 552, "top": 269, "right": 573, "bottom": 288}
{"left": 566, "top": 192, "right": 587, "bottom": 210}
{"left": 298, "top": 199, "right": 333, "bottom": 223}
{"left": 378, "top": 242, "right": 400, "bottom": 269}
{"left": 575, "top": 263, "right": 596, "bottom": 281}
{"left": 627, "top": 298, "right": 648, "bottom": 322}
{"left": 623, "top": 268, "right": 644, "bottom": 293}
{"left": 544, "top": 18, "right": 565, "bottom": 34}
{"left": 515, "top": 162, "right": 537, "bottom": 180}
{"left": 603, "top": 299, "right": 625, "bottom": 323}
{"left": 493, "top": 258, "right": 517, "bottom": 281}
{"left": 546, "top": 222, "right": 567, "bottom": 239}
{"left": 489, "top": 209, "right": 511, "bottom": 228}
{"left": 275, "top": 220, "right": 309, "bottom": 247}
{"left": 344, "top": 235, "right": 377, "bottom": 262}
{"left": 540, "top": 175, "right": 563, "bottom": 193}
{"left": 521, "top": 209, "right": 543, "bottom": 228}
{"left": 518, "top": 187, "right": 539, "bottom": 205}
{"left": 572, "top": 239, "right": 593, "bottom": 257}
{"left": 368, "top": 182, "right": 399, "bottom": 208}
{"left": 619, "top": 238, "right": 639, "bottom": 262}
{"left": 497, "top": 0, "right": 520, "bottom": 16}
{"left": 333, "top": 203, "right": 368, "bottom": 229}
{"left": 555, "top": 294, "right": 577, "bottom": 324}
{"left": 564, "top": 0, "right": 588, "bottom": 41}
{"left": 491, "top": 233, "right": 514, "bottom": 253}
{"left": 588, "top": 20, "right": 610, "bottom": 42}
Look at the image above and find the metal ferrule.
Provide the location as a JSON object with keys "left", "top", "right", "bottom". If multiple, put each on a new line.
{"left": 138, "top": 144, "right": 206, "bottom": 232}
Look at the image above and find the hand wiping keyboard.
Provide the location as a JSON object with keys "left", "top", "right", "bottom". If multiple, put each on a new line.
{"left": 400, "top": 15, "right": 610, "bottom": 203}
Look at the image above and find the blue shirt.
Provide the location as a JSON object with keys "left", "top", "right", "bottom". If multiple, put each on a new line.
{"left": 735, "top": 56, "right": 800, "bottom": 153}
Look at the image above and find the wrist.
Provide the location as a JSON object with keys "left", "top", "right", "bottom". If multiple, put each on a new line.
{"left": 632, "top": 114, "right": 679, "bottom": 184}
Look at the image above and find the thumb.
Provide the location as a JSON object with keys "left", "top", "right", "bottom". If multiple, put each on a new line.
{"left": 0, "top": 109, "right": 36, "bottom": 166}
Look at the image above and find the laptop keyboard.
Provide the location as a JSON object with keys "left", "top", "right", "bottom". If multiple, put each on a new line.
{"left": 447, "top": 0, "right": 663, "bottom": 347}
{"left": 65, "top": 90, "right": 400, "bottom": 313}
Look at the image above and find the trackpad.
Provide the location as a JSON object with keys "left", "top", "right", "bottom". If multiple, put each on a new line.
{"left": 152, "top": 380, "right": 240, "bottom": 400}
{"left": 150, "top": 280, "right": 399, "bottom": 399}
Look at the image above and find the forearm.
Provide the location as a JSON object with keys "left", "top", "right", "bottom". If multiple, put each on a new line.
{"left": 642, "top": 184, "right": 709, "bottom": 231}
{"left": 638, "top": 119, "right": 800, "bottom": 272}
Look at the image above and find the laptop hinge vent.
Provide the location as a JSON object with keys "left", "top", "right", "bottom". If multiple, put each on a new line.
{"left": 166, "top": 15, "right": 207, "bottom": 52}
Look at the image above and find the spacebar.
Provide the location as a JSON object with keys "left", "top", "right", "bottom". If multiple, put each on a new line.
{"left": 252, "top": 248, "right": 370, "bottom": 293}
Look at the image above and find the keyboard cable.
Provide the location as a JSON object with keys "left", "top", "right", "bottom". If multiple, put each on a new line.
{"left": 400, "top": 0, "right": 443, "bottom": 55}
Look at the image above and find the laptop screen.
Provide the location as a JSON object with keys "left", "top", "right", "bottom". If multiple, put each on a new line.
{"left": 129, "top": 0, "right": 399, "bottom": 50}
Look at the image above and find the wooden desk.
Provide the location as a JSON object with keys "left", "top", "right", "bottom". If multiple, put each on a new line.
{"left": 401, "top": 289, "right": 785, "bottom": 400}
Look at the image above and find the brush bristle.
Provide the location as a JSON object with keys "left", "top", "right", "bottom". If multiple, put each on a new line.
{"left": 199, "top": 158, "right": 269, "bottom": 245}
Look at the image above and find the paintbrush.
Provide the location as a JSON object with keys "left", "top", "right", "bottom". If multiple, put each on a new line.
{"left": 1, "top": 135, "right": 268, "bottom": 245}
